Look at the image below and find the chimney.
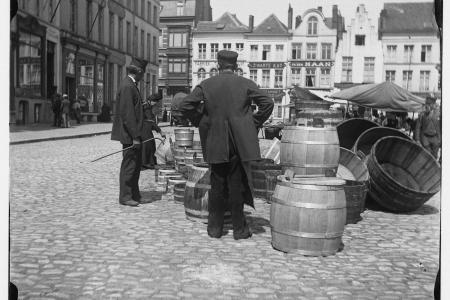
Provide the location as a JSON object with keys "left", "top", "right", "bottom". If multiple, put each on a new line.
{"left": 249, "top": 15, "right": 254, "bottom": 31}
{"left": 288, "top": 4, "right": 293, "bottom": 30}
{"left": 317, "top": 6, "right": 322, "bottom": 12}
{"left": 332, "top": 5, "right": 338, "bottom": 29}
{"left": 295, "top": 15, "right": 302, "bottom": 29}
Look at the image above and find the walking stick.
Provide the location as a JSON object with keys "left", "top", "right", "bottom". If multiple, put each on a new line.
{"left": 90, "top": 137, "right": 165, "bottom": 162}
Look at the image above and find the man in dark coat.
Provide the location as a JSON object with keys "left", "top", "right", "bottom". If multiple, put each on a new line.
{"left": 178, "top": 50, "right": 274, "bottom": 240}
{"left": 52, "top": 93, "right": 62, "bottom": 127}
{"left": 111, "top": 58, "right": 148, "bottom": 206}
{"left": 142, "top": 93, "right": 166, "bottom": 169}
{"left": 415, "top": 96, "right": 441, "bottom": 159}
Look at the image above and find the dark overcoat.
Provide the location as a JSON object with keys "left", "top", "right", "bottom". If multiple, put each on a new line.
{"left": 178, "top": 71, "right": 274, "bottom": 207}
{"left": 142, "top": 104, "right": 162, "bottom": 166}
{"left": 111, "top": 76, "right": 144, "bottom": 144}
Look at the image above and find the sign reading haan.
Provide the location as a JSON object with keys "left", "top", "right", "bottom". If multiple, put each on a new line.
{"left": 290, "top": 61, "right": 334, "bottom": 68}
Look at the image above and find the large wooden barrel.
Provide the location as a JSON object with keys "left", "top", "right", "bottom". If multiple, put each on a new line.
{"left": 270, "top": 177, "right": 346, "bottom": 256}
{"left": 174, "top": 182, "right": 186, "bottom": 203}
{"left": 250, "top": 159, "right": 283, "bottom": 201}
{"left": 353, "top": 127, "right": 411, "bottom": 159}
{"left": 280, "top": 126, "right": 340, "bottom": 177}
{"left": 336, "top": 119, "right": 379, "bottom": 150}
{"left": 366, "top": 136, "right": 441, "bottom": 212}
{"left": 295, "top": 109, "right": 343, "bottom": 127}
{"left": 174, "top": 129, "right": 194, "bottom": 147}
{"left": 184, "top": 163, "right": 231, "bottom": 223}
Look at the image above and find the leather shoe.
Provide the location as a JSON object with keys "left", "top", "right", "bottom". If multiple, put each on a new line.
{"left": 120, "top": 200, "right": 140, "bottom": 207}
{"left": 207, "top": 228, "right": 223, "bottom": 238}
{"left": 233, "top": 227, "right": 252, "bottom": 240}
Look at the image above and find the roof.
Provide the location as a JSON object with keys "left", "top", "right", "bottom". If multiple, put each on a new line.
{"left": 160, "top": 0, "right": 196, "bottom": 17}
{"left": 195, "top": 12, "right": 248, "bottom": 32}
{"left": 379, "top": 2, "right": 439, "bottom": 34}
{"left": 248, "top": 14, "right": 289, "bottom": 35}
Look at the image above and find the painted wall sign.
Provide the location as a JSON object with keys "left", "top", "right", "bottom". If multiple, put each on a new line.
{"left": 290, "top": 61, "right": 334, "bottom": 68}
{"left": 247, "top": 62, "right": 286, "bottom": 69}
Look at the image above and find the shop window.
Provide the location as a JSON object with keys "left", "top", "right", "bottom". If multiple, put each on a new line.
{"left": 210, "top": 68, "right": 218, "bottom": 76}
{"left": 305, "top": 68, "right": 316, "bottom": 87}
{"left": 275, "top": 70, "right": 283, "bottom": 88}
{"left": 18, "top": 31, "right": 43, "bottom": 97}
{"left": 262, "top": 70, "right": 270, "bottom": 88}
{"left": 198, "top": 68, "right": 206, "bottom": 81}
{"left": 77, "top": 58, "right": 95, "bottom": 112}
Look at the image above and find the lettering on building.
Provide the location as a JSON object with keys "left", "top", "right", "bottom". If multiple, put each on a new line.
{"left": 289, "top": 61, "right": 334, "bottom": 68}
{"left": 248, "top": 62, "right": 286, "bottom": 69}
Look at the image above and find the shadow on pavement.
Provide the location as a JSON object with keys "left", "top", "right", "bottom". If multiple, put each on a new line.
{"left": 364, "top": 196, "right": 439, "bottom": 215}
{"left": 139, "top": 191, "right": 164, "bottom": 203}
{"left": 247, "top": 215, "right": 270, "bottom": 234}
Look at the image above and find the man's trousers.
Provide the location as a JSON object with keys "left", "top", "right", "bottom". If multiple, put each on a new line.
{"left": 119, "top": 144, "right": 142, "bottom": 203}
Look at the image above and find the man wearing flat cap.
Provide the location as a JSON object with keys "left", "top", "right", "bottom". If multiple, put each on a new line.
{"left": 111, "top": 58, "right": 148, "bottom": 206}
{"left": 142, "top": 92, "right": 166, "bottom": 169}
{"left": 415, "top": 96, "right": 441, "bottom": 159}
{"left": 178, "top": 50, "right": 274, "bottom": 240}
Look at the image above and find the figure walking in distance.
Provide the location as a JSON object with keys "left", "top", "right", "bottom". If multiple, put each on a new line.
{"left": 111, "top": 58, "right": 148, "bottom": 207}
{"left": 178, "top": 50, "right": 274, "bottom": 239}
{"left": 415, "top": 96, "right": 441, "bottom": 159}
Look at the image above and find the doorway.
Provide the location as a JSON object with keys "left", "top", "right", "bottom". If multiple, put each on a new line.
{"left": 18, "top": 100, "right": 29, "bottom": 124}
{"left": 47, "top": 41, "right": 55, "bottom": 98}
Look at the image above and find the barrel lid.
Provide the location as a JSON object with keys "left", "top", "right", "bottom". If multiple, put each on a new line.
{"left": 288, "top": 176, "right": 345, "bottom": 186}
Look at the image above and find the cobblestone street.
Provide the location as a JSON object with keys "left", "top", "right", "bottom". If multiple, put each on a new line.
{"left": 9, "top": 132, "right": 440, "bottom": 299}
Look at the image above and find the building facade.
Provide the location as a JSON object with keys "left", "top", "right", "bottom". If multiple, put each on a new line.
{"left": 334, "top": 4, "right": 383, "bottom": 89}
{"left": 158, "top": 0, "right": 212, "bottom": 111}
{"left": 379, "top": 2, "right": 440, "bottom": 98}
{"left": 11, "top": 0, "right": 160, "bottom": 125}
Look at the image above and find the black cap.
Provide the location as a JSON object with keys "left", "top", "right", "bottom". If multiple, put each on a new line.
{"left": 129, "top": 57, "right": 148, "bottom": 71}
{"left": 217, "top": 50, "right": 238, "bottom": 66}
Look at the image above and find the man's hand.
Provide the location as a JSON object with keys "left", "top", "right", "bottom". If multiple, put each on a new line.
{"left": 133, "top": 139, "right": 141, "bottom": 148}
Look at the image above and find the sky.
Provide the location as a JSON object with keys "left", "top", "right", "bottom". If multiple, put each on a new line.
{"left": 210, "top": 0, "right": 435, "bottom": 29}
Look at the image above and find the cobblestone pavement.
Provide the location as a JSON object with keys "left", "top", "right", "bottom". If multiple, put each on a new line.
{"left": 10, "top": 132, "right": 440, "bottom": 299}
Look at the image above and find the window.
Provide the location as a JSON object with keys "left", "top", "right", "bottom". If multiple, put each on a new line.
{"left": 385, "top": 71, "right": 395, "bottom": 82}
{"left": 126, "top": 22, "right": 131, "bottom": 53}
{"left": 306, "top": 43, "right": 317, "bottom": 59}
{"left": 168, "top": 58, "right": 187, "bottom": 73}
{"left": 177, "top": 2, "right": 184, "bottom": 16}
{"left": 140, "top": 30, "right": 145, "bottom": 58}
{"left": 145, "top": 73, "right": 150, "bottom": 99}
{"left": 70, "top": 0, "right": 77, "bottom": 32}
{"left": 404, "top": 45, "right": 414, "bottom": 63}
{"left": 153, "top": 5, "right": 157, "bottom": 26}
{"left": 198, "top": 68, "right": 206, "bottom": 81}
{"left": 222, "top": 43, "right": 231, "bottom": 50}
{"left": 210, "top": 68, "right": 218, "bottom": 76}
{"left": 97, "top": 63, "right": 105, "bottom": 108}
{"left": 341, "top": 57, "right": 353, "bottom": 82}
{"left": 134, "top": 0, "right": 138, "bottom": 14}
{"left": 141, "top": 0, "right": 145, "bottom": 18}
{"left": 291, "top": 43, "right": 301, "bottom": 59}
{"left": 421, "top": 45, "right": 432, "bottom": 62}
{"left": 419, "top": 71, "right": 430, "bottom": 91}
{"left": 262, "top": 70, "right": 270, "bottom": 88}
{"left": 250, "top": 69, "right": 257, "bottom": 82}
{"left": 291, "top": 68, "right": 301, "bottom": 86}
{"left": 386, "top": 45, "right": 397, "bottom": 62}
{"left": 147, "top": 2, "right": 151, "bottom": 23}
{"left": 321, "top": 43, "right": 331, "bottom": 59}
{"left": 320, "top": 68, "right": 331, "bottom": 86}
{"left": 305, "top": 68, "right": 316, "bottom": 87}
{"left": 36, "top": 0, "right": 40, "bottom": 16}
{"left": 250, "top": 45, "right": 258, "bottom": 60}
{"left": 275, "top": 45, "right": 284, "bottom": 60}
{"left": 275, "top": 70, "right": 283, "bottom": 88}
{"left": 152, "top": 74, "right": 156, "bottom": 95}
{"left": 152, "top": 36, "right": 157, "bottom": 62}
{"left": 363, "top": 57, "right": 375, "bottom": 83}
{"left": 134, "top": 25, "right": 138, "bottom": 56}
{"left": 307, "top": 16, "right": 318, "bottom": 35}
{"left": 237, "top": 68, "right": 243, "bottom": 76}
{"left": 117, "top": 65, "right": 123, "bottom": 91}
{"left": 87, "top": 0, "right": 92, "bottom": 38}
{"left": 355, "top": 35, "right": 365, "bottom": 46}
{"left": 277, "top": 105, "right": 282, "bottom": 118}
{"left": 77, "top": 58, "right": 95, "bottom": 111}
{"left": 146, "top": 33, "right": 150, "bottom": 61}
{"left": 198, "top": 43, "right": 206, "bottom": 59}
{"left": 98, "top": 6, "right": 104, "bottom": 43}
{"left": 118, "top": 17, "right": 124, "bottom": 50}
{"left": 211, "top": 43, "right": 218, "bottom": 59}
{"left": 236, "top": 43, "right": 244, "bottom": 52}
{"left": 109, "top": 13, "right": 115, "bottom": 47}
{"left": 18, "top": 31, "right": 42, "bottom": 96}
{"left": 262, "top": 45, "right": 271, "bottom": 60}
{"left": 169, "top": 32, "right": 187, "bottom": 48}
{"left": 402, "top": 70, "right": 413, "bottom": 89}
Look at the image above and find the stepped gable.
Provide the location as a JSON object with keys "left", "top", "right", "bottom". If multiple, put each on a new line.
{"left": 379, "top": 2, "right": 438, "bottom": 34}
{"left": 195, "top": 12, "right": 248, "bottom": 32}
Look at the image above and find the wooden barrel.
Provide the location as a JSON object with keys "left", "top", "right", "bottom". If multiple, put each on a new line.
{"left": 192, "top": 140, "right": 202, "bottom": 150}
{"left": 270, "top": 177, "right": 346, "bottom": 256}
{"left": 184, "top": 149, "right": 203, "bottom": 166}
{"left": 250, "top": 159, "right": 283, "bottom": 201}
{"left": 167, "top": 179, "right": 186, "bottom": 195}
{"left": 184, "top": 163, "right": 231, "bottom": 223}
{"left": 336, "top": 119, "right": 379, "bottom": 150}
{"left": 157, "top": 169, "right": 177, "bottom": 184}
{"left": 342, "top": 180, "right": 368, "bottom": 224}
{"left": 193, "top": 153, "right": 205, "bottom": 164}
{"left": 154, "top": 165, "right": 176, "bottom": 182}
{"left": 174, "top": 129, "right": 194, "bottom": 147}
{"left": 353, "top": 127, "right": 411, "bottom": 159}
{"left": 366, "top": 136, "right": 441, "bottom": 212}
{"left": 280, "top": 126, "right": 340, "bottom": 177}
{"left": 337, "top": 147, "right": 369, "bottom": 182}
{"left": 174, "top": 182, "right": 186, "bottom": 203}
{"left": 295, "top": 109, "right": 343, "bottom": 127}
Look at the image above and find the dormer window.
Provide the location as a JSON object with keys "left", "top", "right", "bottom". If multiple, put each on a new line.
{"left": 176, "top": 2, "right": 184, "bottom": 16}
{"left": 307, "top": 16, "right": 318, "bottom": 35}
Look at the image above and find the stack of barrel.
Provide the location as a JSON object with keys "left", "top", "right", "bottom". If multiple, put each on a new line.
{"left": 172, "top": 129, "right": 204, "bottom": 177}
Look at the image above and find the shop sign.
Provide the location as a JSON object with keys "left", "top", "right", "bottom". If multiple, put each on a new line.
{"left": 290, "top": 61, "right": 334, "bottom": 68}
{"left": 248, "top": 62, "right": 285, "bottom": 69}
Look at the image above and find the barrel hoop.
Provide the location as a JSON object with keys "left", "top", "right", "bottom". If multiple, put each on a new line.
{"left": 276, "top": 182, "right": 343, "bottom": 191}
{"left": 185, "top": 181, "right": 210, "bottom": 189}
{"left": 271, "top": 197, "right": 345, "bottom": 209}
{"left": 281, "top": 141, "right": 339, "bottom": 145}
{"left": 184, "top": 208, "right": 208, "bottom": 217}
{"left": 282, "top": 163, "right": 338, "bottom": 168}
{"left": 271, "top": 227, "right": 343, "bottom": 239}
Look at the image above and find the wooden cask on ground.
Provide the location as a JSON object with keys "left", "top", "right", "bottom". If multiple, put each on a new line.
{"left": 174, "top": 129, "right": 194, "bottom": 147}
{"left": 250, "top": 159, "right": 283, "bottom": 201}
{"left": 270, "top": 177, "right": 347, "bottom": 256}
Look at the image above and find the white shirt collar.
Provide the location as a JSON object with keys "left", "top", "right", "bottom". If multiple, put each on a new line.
{"left": 128, "top": 75, "right": 136, "bottom": 83}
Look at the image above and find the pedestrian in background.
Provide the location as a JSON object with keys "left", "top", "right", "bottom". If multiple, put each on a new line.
{"left": 52, "top": 93, "right": 62, "bottom": 127}
{"left": 111, "top": 58, "right": 148, "bottom": 207}
{"left": 415, "top": 96, "right": 441, "bottom": 159}
{"left": 179, "top": 50, "right": 273, "bottom": 240}
{"left": 142, "top": 93, "right": 166, "bottom": 169}
{"left": 61, "top": 94, "right": 71, "bottom": 128}
{"left": 72, "top": 99, "right": 81, "bottom": 124}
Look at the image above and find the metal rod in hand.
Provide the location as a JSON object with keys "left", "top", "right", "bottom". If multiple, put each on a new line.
{"left": 90, "top": 137, "right": 165, "bottom": 162}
